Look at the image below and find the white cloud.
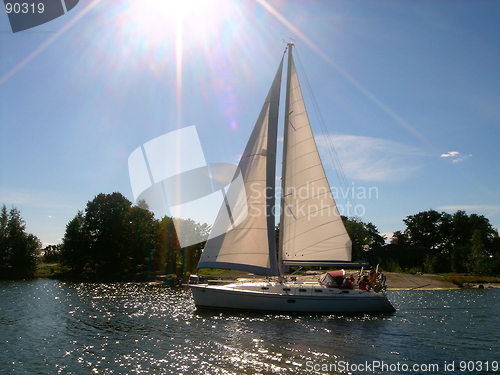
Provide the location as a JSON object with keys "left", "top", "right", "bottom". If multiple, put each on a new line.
{"left": 315, "top": 134, "right": 427, "bottom": 182}
{"left": 440, "top": 151, "right": 459, "bottom": 158}
{"left": 440, "top": 151, "right": 472, "bottom": 163}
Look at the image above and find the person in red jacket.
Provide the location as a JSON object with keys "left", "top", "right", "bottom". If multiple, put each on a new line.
{"left": 359, "top": 276, "right": 368, "bottom": 290}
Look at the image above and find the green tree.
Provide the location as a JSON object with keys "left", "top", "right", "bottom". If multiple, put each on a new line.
{"left": 157, "top": 216, "right": 181, "bottom": 276}
{"left": 176, "top": 218, "right": 210, "bottom": 276}
{"left": 84, "top": 192, "right": 132, "bottom": 276}
{"left": 450, "top": 244, "right": 469, "bottom": 273}
{"left": 42, "top": 244, "right": 62, "bottom": 263}
{"left": 61, "top": 211, "right": 89, "bottom": 276}
{"left": 0, "top": 205, "right": 41, "bottom": 279}
{"left": 449, "top": 210, "right": 472, "bottom": 272}
{"left": 0, "top": 205, "right": 9, "bottom": 275}
{"left": 390, "top": 230, "right": 408, "bottom": 245}
{"left": 60, "top": 192, "right": 212, "bottom": 280}
{"left": 467, "top": 229, "right": 492, "bottom": 275}
{"left": 451, "top": 212, "right": 497, "bottom": 274}
{"left": 62, "top": 195, "right": 159, "bottom": 279}
{"left": 403, "top": 210, "right": 452, "bottom": 253}
{"left": 365, "top": 222, "right": 386, "bottom": 248}
{"left": 401, "top": 209, "right": 498, "bottom": 274}
{"left": 124, "top": 205, "right": 158, "bottom": 277}
{"left": 342, "top": 216, "right": 385, "bottom": 260}
{"left": 491, "top": 237, "right": 500, "bottom": 275}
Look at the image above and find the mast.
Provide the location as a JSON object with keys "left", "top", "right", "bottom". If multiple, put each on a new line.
{"left": 278, "top": 42, "right": 294, "bottom": 277}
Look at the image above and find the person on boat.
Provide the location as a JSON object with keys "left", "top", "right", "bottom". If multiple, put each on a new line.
{"left": 368, "top": 267, "right": 379, "bottom": 286}
{"left": 342, "top": 277, "right": 353, "bottom": 289}
{"left": 347, "top": 274, "right": 355, "bottom": 288}
{"left": 359, "top": 276, "right": 368, "bottom": 290}
{"left": 351, "top": 275, "right": 357, "bottom": 288}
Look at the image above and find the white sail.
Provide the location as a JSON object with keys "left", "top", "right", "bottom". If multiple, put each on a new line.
{"left": 197, "top": 59, "right": 283, "bottom": 275}
{"left": 280, "top": 52, "right": 352, "bottom": 265}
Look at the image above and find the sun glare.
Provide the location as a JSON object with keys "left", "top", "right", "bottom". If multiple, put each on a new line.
{"left": 125, "top": 0, "right": 230, "bottom": 46}
{"left": 108, "top": 0, "right": 248, "bottom": 132}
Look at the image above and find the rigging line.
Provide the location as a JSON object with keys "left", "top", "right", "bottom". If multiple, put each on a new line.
{"left": 293, "top": 47, "right": 346, "bottom": 188}
{"left": 293, "top": 46, "right": 357, "bottom": 210}
{"left": 294, "top": 47, "right": 348, "bottom": 193}
{"left": 295, "top": 52, "right": 356, "bottom": 213}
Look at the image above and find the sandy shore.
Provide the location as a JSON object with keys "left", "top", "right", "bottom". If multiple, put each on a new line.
{"left": 382, "top": 272, "right": 459, "bottom": 290}
{"left": 286, "top": 271, "right": 461, "bottom": 290}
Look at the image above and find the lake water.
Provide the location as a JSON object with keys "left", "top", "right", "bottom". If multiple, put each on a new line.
{"left": 1, "top": 280, "right": 499, "bottom": 374}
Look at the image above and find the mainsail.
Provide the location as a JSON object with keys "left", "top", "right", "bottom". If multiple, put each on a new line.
{"left": 196, "top": 58, "right": 283, "bottom": 275}
{"left": 279, "top": 48, "right": 351, "bottom": 266}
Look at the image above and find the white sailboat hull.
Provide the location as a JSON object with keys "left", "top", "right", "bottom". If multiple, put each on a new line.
{"left": 189, "top": 282, "right": 395, "bottom": 314}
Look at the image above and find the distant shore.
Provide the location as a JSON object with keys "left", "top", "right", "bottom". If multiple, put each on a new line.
{"left": 197, "top": 270, "right": 500, "bottom": 290}
{"left": 33, "top": 264, "right": 499, "bottom": 289}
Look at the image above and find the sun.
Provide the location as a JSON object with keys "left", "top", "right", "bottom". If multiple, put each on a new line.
{"left": 123, "top": 0, "right": 232, "bottom": 46}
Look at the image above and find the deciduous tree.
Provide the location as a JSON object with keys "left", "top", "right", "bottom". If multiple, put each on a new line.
{"left": 0, "top": 205, "right": 41, "bottom": 279}
{"left": 342, "top": 216, "right": 385, "bottom": 260}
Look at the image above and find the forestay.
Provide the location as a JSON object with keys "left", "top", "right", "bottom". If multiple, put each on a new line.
{"left": 280, "top": 52, "right": 351, "bottom": 265}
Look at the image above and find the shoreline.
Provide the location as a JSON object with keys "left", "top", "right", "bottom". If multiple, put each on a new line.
{"left": 32, "top": 264, "right": 499, "bottom": 289}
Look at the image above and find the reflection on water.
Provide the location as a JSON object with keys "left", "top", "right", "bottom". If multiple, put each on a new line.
{"left": 1, "top": 280, "right": 499, "bottom": 374}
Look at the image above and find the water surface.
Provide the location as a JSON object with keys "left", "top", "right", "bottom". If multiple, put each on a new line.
{"left": 1, "top": 280, "right": 498, "bottom": 374}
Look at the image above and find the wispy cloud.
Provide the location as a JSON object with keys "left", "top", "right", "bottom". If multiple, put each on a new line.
{"left": 0, "top": 188, "right": 75, "bottom": 210}
{"left": 440, "top": 151, "right": 472, "bottom": 163}
{"left": 315, "top": 134, "right": 428, "bottom": 182}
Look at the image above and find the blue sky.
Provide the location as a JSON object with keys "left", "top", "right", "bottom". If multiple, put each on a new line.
{"left": 1, "top": 0, "right": 499, "bottom": 246}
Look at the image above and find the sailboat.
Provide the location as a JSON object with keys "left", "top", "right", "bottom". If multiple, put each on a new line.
{"left": 189, "top": 44, "right": 395, "bottom": 313}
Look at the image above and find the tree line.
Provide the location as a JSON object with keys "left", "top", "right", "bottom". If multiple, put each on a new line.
{"left": 2, "top": 193, "right": 499, "bottom": 280}
{"left": 368, "top": 209, "right": 500, "bottom": 275}
{"left": 59, "top": 192, "right": 209, "bottom": 281}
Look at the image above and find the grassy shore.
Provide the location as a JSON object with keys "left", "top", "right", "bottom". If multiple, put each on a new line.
{"left": 437, "top": 274, "right": 500, "bottom": 288}
{"left": 35, "top": 263, "right": 60, "bottom": 278}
